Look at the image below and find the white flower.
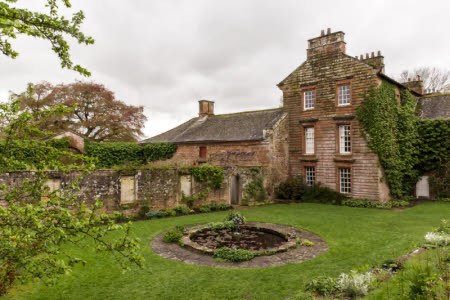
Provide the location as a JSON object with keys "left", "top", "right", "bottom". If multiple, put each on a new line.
{"left": 337, "top": 270, "right": 374, "bottom": 296}
{"left": 424, "top": 232, "right": 450, "bottom": 246}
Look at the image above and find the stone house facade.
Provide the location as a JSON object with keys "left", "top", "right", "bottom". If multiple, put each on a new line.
{"left": 277, "top": 29, "right": 422, "bottom": 201}
{"left": 141, "top": 102, "right": 288, "bottom": 203}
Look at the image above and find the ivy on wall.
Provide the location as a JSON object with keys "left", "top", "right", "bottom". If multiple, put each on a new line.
{"left": 416, "top": 119, "right": 450, "bottom": 173}
{"left": 84, "top": 141, "right": 176, "bottom": 168}
{"left": 357, "top": 83, "right": 419, "bottom": 198}
{"left": 189, "top": 164, "right": 224, "bottom": 190}
{"left": 243, "top": 167, "right": 267, "bottom": 202}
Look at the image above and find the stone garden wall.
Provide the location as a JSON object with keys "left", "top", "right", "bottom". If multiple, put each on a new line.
{"left": 0, "top": 166, "right": 270, "bottom": 214}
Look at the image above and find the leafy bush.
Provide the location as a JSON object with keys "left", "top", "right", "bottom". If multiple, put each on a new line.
{"left": 173, "top": 205, "right": 192, "bottom": 215}
{"left": 342, "top": 199, "right": 409, "bottom": 209}
{"left": 145, "top": 209, "right": 175, "bottom": 219}
{"left": 407, "top": 264, "right": 438, "bottom": 300}
{"left": 213, "top": 247, "right": 255, "bottom": 262}
{"left": 163, "top": 226, "right": 184, "bottom": 243}
{"left": 138, "top": 205, "right": 150, "bottom": 218}
{"left": 305, "top": 276, "right": 337, "bottom": 296}
{"left": 337, "top": 270, "right": 374, "bottom": 297}
{"left": 225, "top": 212, "right": 246, "bottom": 229}
{"left": 85, "top": 141, "right": 176, "bottom": 168}
{"left": 275, "top": 176, "right": 306, "bottom": 200}
{"left": 208, "top": 221, "right": 235, "bottom": 231}
{"left": 181, "top": 191, "right": 208, "bottom": 208}
{"left": 302, "top": 184, "right": 348, "bottom": 205}
{"left": 424, "top": 232, "right": 450, "bottom": 246}
{"left": 243, "top": 168, "right": 267, "bottom": 201}
{"left": 208, "top": 203, "right": 232, "bottom": 211}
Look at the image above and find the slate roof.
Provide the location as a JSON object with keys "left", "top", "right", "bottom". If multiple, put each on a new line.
{"left": 141, "top": 108, "right": 286, "bottom": 144}
{"left": 418, "top": 94, "right": 450, "bottom": 119}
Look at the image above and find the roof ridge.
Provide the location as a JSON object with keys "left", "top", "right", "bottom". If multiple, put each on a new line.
{"left": 212, "top": 107, "right": 282, "bottom": 117}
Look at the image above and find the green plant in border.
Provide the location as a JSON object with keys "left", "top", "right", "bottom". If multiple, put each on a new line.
{"left": 213, "top": 247, "right": 256, "bottom": 262}
{"left": 243, "top": 167, "right": 267, "bottom": 201}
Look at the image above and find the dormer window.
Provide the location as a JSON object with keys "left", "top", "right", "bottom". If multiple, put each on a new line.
{"left": 303, "top": 90, "right": 316, "bottom": 110}
{"left": 337, "top": 84, "right": 351, "bottom": 106}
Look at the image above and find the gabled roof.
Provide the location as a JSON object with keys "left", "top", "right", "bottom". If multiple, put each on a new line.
{"left": 141, "top": 108, "right": 286, "bottom": 144}
{"left": 418, "top": 94, "right": 450, "bottom": 119}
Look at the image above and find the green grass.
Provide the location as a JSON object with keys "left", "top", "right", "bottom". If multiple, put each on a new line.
{"left": 4, "top": 202, "right": 450, "bottom": 300}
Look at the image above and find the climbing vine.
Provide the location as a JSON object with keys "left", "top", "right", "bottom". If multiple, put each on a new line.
{"left": 189, "top": 164, "right": 224, "bottom": 189}
{"left": 416, "top": 119, "right": 450, "bottom": 173}
{"left": 243, "top": 167, "right": 267, "bottom": 201}
{"left": 357, "top": 83, "right": 419, "bottom": 198}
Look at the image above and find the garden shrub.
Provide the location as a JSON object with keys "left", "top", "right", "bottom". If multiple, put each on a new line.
{"left": 302, "top": 183, "right": 348, "bottom": 205}
{"left": 225, "top": 212, "right": 246, "bottom": 229}
{"left": 208, "top": 221, "right": 235, "bottom": 231}
{"left": 181, "top": 191, "right": 208, "bottom": 208}
{"left": 275, "top": 176, "right": 306, "bottom": 200}
{"left": 213, "top": 247, "right": 255, "bottom": 262}
{"left": 305, "top": 276, "right": 337, "bottom": 296}
{"left": 341, "top": 199, "right": 409, "bottom": 209}
{"left": 407, "top": 264, "right": 438, "bottom": 300}
{"left": 337, "top": 270, "right": 374, "bottom": 297}
{"left": 85, "top": 140, "right": 176, "bottom": 168}
{"left": 138, "top": 205, "right": 150, "bottom": 218}
{"left": 173, "top": 205, "right": 192, "bottom": 215}
{"left": 162, "top": 226, "right": 184, "bottom": 243}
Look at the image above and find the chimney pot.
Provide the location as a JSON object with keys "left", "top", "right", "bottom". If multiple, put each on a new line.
{"left": 198, "top": 100, "right": 214, "bottom": 117}
{"left": 371, "top": 52, "right": 375, "bottom": 58}
{"left": 326, "top": 28, "right": 331, "bottom": 35}
{"left": 377, "top": 50, "right": 381, "bottom": 56}
{"left": 360, "top": 54, "right": 363, "bottom": 60}
{"left": 321, "top": 29, "right": 325, "bottom": 36}
{"left": 365, "top": 53, "right": 369, "bottom": 59}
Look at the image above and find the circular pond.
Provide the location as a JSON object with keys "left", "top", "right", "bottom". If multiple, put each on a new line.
{"left": 152, "top": 222, "right": 328, "bottom": 268}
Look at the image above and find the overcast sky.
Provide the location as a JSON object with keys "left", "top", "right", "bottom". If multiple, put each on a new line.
{"left": 1, "top": 0, "right": 449, "bottom": 138}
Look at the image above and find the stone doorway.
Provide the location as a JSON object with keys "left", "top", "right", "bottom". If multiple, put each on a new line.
{"left": 230, "top": 175, "right": 241, "bottom": 205}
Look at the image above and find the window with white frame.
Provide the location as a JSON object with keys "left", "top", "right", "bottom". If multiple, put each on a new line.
{"left": 305, "top": 167, "right": 315, "bottom": 186}
{"left": 305, "top": 127, "right": 314, "bottom": 154}
{"left": 339, "top": 168, "right": 351, "bottom": 194}
{"left": 303, "top": 90, "right": 315, "bottom": 110}
{"left": 337, "top": 84, "right": 351, "bottom": 105}
{"left": 339, "top": 125, "right": 351, "bottom": 154}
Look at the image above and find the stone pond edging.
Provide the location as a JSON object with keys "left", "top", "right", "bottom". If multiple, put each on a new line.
{"left": 151, "top": 222, "right": 328, "bottom": 268}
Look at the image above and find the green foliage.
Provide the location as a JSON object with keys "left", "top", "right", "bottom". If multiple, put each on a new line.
{"left": 208, "top": 221, "right": 235, "bottom": 231}
{"left": 138, "top": 205, "right": 150, "bottom": 218}
{"left": 0, "top": 99, "right": 143, "bottom": 296}
{"left": 213, "top": 247, "right": 256, "bottom": 262}
{"left": 145, "top": 209, "right": 176, "bottom": 219}
{"left": 300, "top": 239, "right": 315, "bottom": 247}
{"left": 342, "top": 199, "right": 409, "bottom": 209}
{"left": 224, "top": 212, "right": 246, "bottom": 228}
{"left": 305, "top": 276, "right": 337, "bottom": 296}
{"left": 181, "top": 191, "right": 208, "bottom": 208}
{"left": 84, "top": 141, "right": 176, "bottom": 168}
{"left": 0, "top": 0, "right": 94, "bottom": 75}
{"left": 407, "top": 264, "right": 438, "bottom": 299}
{"left": 416, "top": 119, "right": 450, "bottom": 173}
{"left": 357, "top": 83, "right": 420, "bottom": 198}
{"left": 275, "top": 176, "right": 306, "bottom": 200}
{"left": 162, "top": 226, "right": 185, "bottom": 243}
{"left": 173, "top": 205, "right": 193, "bottom": 215}
{"left": 302, "top": 184, "right": 348, "bottom": 205}
{"left": 190, "top": 164, "right": 224, "bottom": 189}
{"left": 429, "top": 160, "right": 450, "bottom": 198}
{"left": 243, "top": 168, "right": 267, "bottom": 201}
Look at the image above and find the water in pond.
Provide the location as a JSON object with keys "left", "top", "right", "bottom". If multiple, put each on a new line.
{"left": 190, "top": 227, "right": 287, "bottom": 251}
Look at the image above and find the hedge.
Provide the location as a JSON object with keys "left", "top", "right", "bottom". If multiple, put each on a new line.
{"left": 85, "top": 141, "right": 176, "bottom": 168}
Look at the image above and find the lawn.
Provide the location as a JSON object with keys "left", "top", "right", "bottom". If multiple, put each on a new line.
{"left": 5, "top": 202, "right": 450, "bottom": 300}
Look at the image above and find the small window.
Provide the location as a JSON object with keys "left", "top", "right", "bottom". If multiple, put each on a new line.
{"left": 305, "top": 167, "right": 315, "bottom": 186}
{"left": 337, "top": 84, "right": 351, "bottom": 106}
{"left": 305, "top": 127, "right": 314, "bottom": 154}
{"left": 199, "top": 146, "right": 207, "bottom": 159}
{"left": 339, "top": 125, "right": 351, "bottom": 154}
{"left": 303, "top": 90, "right": 315, "bottom": 110}
{"left": 339, "top": 168, "right": 351, "bottom": 194}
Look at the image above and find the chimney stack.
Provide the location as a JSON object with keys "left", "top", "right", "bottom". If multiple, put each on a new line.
{"left": 198, "top": 100, "right": 214, "bottom": 117}
{"left": 360, "top": 50, "right": 385, "bottom": 73}
{"left": 307, "top": 28, "right": 346, "bottom": 58}
{"left": 403, "top": 78, "right": 424, "bottom": 95}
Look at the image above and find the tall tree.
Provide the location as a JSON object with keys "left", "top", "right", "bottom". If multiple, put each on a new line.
{"left": 14, "top": 82, "right": 148, "bottom": 142}
{"left": 399, "top": 67, "right": 450, "bottom": 93}
{"left": 0, "top": 0, "right": 93, "bottom": 76}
